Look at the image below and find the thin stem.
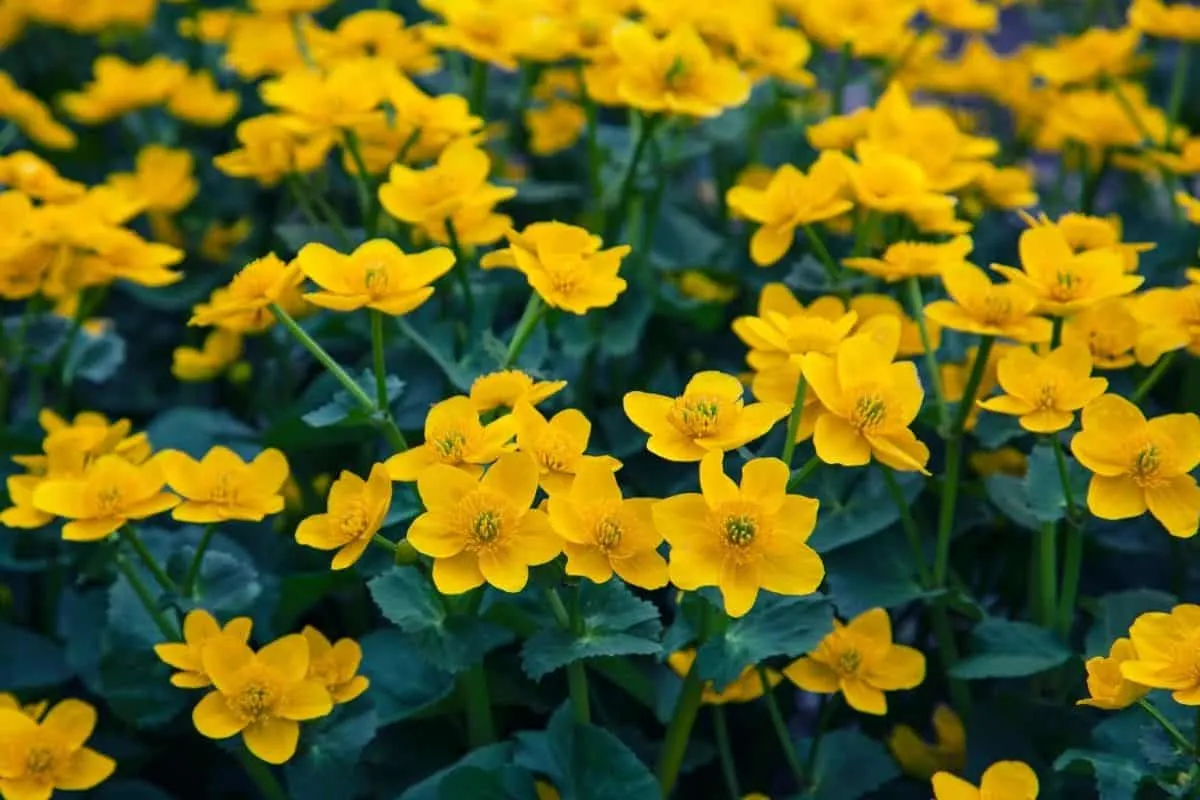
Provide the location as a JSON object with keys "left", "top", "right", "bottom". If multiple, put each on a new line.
{"left": 786, "top": 456, "right": 821, "bottom": 492}
{"left": 1139, "top": 698, "right": 1197, "bottom": 756}
{"left": 183, "top": 524, "right": 216, "bottom": 597}
{"left": 370, "top": 310, "right": 390, "bottom": 411}
{"left": 371, "top": 534, "right": 397, "bottom": 553}
{"left": 712, "top": 706, "right": 741, "bottom": 800}
{"left": 468, "top": 60, "right": 488, "bottom": 116}
{"left": 905, "top": 276, "right": 948, "bottom": 431}
{"left": 461, "top": 664, "right": 496, "bottom": 748}
{"left": 1057, "top": 524, "right": 1084, "bottom": 637}
{"left": 657, "top": 657, "right": 706, "bottom": 795}
{"left": 501, "top": 294, "right": 545, "bottom": 369}
{"left": 285, "top": 174, "right": 325, "bottom": 230}
{"left": 301, "top": 175, "right": 353, "bottom": 247}
{"left": 801, "top": 225, "right": 841, "bottom": 288}
{"left": 545, "top": 587, "right": 591, "bottom": 724}
{"left": 802, "top": 695, "right": 837, "bottom": 783}
{"left": 396, "top": 317, "right": 462, "bottom": 385}
{"left": 930, "top": 605, "right": 972, "bottom": 718}
{"left": 1133, "top": 351, "right": 1176, "bottom": 404}
{"left": 444, "top": 218, "right": 476, "bottom": 323}
{"left": 340, "top": 128, "right": 375, "bottom": 234}
{"left": 289, "top": 13, "right": 316, "bottom": 68}
{"left": 236, "top": 747, "right": 288, "bottom": 800}
{"left": 780, "top": 377, "right": 808, "bottom": 467}
{"left": 1166, "top": 45, "right": 1192, "bottom": 148}
{"left": 119, "top": 526, "right": 177, "bottom": 594}
{"left": 880, "top": 466, "right": 932, "bottom": 587}
{"left": 605, "top": 112, "right": 656, "bottom": 241}
{"left": 850, "top": 210, "right": 879, "bottom": 258}
{"left": 1052, "top": 437, "right": 1077, "bottom": 518}
{"left": 114, "top": 555, "right": 177, "bottom": 640}
{"left": 757, "top": 668, "right": 807, "bottom": 789}
{"left": 1107, "top": 77, "right": 1156, "bottom": 146}
{"left": 831, "top": 43, "right": 852, "bottom": 115}
{"left": 1037, "top": 522, "right": 1058, "bottom": 629}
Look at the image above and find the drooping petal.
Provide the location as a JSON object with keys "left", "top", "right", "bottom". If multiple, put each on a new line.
{"left": 242, "top": 718, "right": 300, "bottom": 765}
{"left": 1145, "top": 476, "right": 1200, "bottom": 538}
{"left": 431, "top": 551, "right": 484, "bottom": 594}
{"left": 782, "top": 657, "right": 839, "bottom": 693}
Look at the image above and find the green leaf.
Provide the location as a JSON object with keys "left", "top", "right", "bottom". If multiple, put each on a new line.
{"left": 97, "top": 648, "right": 186, "bottom": 729}
{"left": 399, "top": 743, "right": 516, "bottom": 800}
{"left": 368, "top": 568, "right": 515, "bottom": 674}
{"left": 521, "top": 582, "right": 662, "bottom": 680}
{"left": 951, "top": 618, "right": 1072, "bottom": 679}
{"left": 285, "top": 709, "right": 380, "bottom": 800}
{"left": 187, "top": 546, "right": 262, "bottom": 615}
{"left": 145, "top": 406, "right": 257, "bottom": 457}
{"left": 0, "top": 622, "right": 72, "bottom": 690}
{"left": 65, "top": 328, "right": 125, "bottom": 383}
{"left": 1025, "top": 444, "right": 1068, "bottom": 523}
{"left": 1085, "top": 589, "right": 1176, "bottom": 657}
{"left": 1055, "top": 749, "right": 1145, "bottom": 800}
{"left": 437, "top": 766, "right": 537, "bottom": 800}
{"left": 824, "top": 529, "right": 931, "bottom": 617}
{"left": 302, "top": 369, "right": 403, "bottom": 428}
{"left": 514, "top": 704, "right": 659, "bottom": 800}
{"left": 359, "top": 629, "right": 455, "bottom": 726}
{"left": 3, "top": 313, "right": 68, "bottom": 369}
{"left": 696, "top": 594, "right": 833, "bottom": 691}
{"left": 809, "top": 469, "right": 924, "bottom": 553}
{"left": 984, "top": 475, "right": 1041, "bottom": 532}
{"left": 806, "top": 729, "right": 899, "bottom": 800}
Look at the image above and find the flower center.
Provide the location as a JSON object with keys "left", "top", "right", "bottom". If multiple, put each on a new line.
{"left": 1131, "top": 443, "right": 1162, "bottom": 486}
{"left": 671, "top": 394, "right": 726, "bottom": 438}
{"left": 836, "top": 648, "right": 862, "bottom": 676}
{"left": 724, "top": 514, "right": 757, "bottom": 547}
{"left": 210, "top": 472, "right": 237, "bottom": 504}
{"left": 25, "top": 745, "right": 57, "bottom": 777}
{"left": 338, "top": 502, "right": 370, "bottom": 539}
{"left": 232, "top": 681, "right": 277, "bottom": 723}
{"left": 364, "top": 263, "right": 388, "bottom": 293}
{"left": 471, "top": 509, "right": 502, "bottom": 544}
{"left": 535, "top": 433, "right": 574, "bottom": 472}
{"left": 1035, "top": 382, "right": 1058, "bottom": 410}
{"left": 595, "top": 515, "right": 623, "bottom": 550}
{"left": 1049, "top": 270, "right": 1084, "bottom": 302}
{"left": 979, "top": 293, "right": 1013, "bottom": 324}
{"left": 431, "top": 429, "right": 468, "bottom": 462}
{"left": 96, "top": 485, "right": 123, "bottom": 515}
{"left": 851, "top": 393, "right": 888, "bottom": 432}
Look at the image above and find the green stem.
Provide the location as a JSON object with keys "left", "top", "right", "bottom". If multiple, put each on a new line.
{"left": 802, "top": 695, "right": 837, "bottom": 783}
{"left": 301, "top": 175, "right": 353, "bottom": 248}
{"left": 1037, "top": 522, "right": 1058, "bottom": 629}
{"left": 59, "top": 285, "right": 109, "bottom": 388}
{"left": 1166, "top": 45, "right": 1192, "bottom": 148}
{"left": 1133, "top": 351, "right": 1176, "bottom": 404}
{"left": 757, "top": 668, "right": 807, "bottom": 789}
{"left": 575, "top": 62, "right": 602, "bottom": 210}
{"left": 445, "top": 218, "right": 476, "bottom": 323}
{"left": 905, "top": 276, "right": 948, "bottom": 432}
{"left": 289, "top": 13, "right": 316, "bottom": 67}
{"left": 605, "top": 112, "right": 656, "bottom": 241}
{"left": 371, "top": 534, "right": 397, "bottom": 553}
{"left": 182, "top": 523, "right": 216, "bottom": 597}
{"left": 285, "top": 175, "right": 325, "bottom": 231}
{"left": 461, "top": 664, "right": 496, "bottom": 748}
{"left": 1052, "top": 437, "right": 1077, "bottom": 518}
{"left": 931, "top": 604, "right": 972, "bottom": 718}
{"left": 780, "top": 377, "right": 808, "bottom": 467}
{"left": 1057, "top": 523, "right": 1084, "bottom": 637}
{"left": 880, "top": 467, "right": 932, "bottom": 587}
{"left": 468, "top": 60, "right": 489, "bottom": 116}
{"left": 370, "top": 310, "right": 390, "bottom": 411}
{"left": 119, "top": 526, "right": 177, "bottom": 594}
{"left": 340, "top": 128, "right": 375, "bottom": 235}
{"left": 501, "top": 294, "right": 545, "bottom": 369}
{"left": 545, "top": 587, "right": 591, "bottom": 724}
{"left": 1139, "top": 698, "right": 1197, "bottom": 756}
{"left": 850, "top": 210, "right": 879, "bottom": 258}
{"left": 800, "top": 225, "right": 841, "bottom": 289}
{"left": 1107, "top": 77, "right": 1156, "bottom": 145}
{"left": 831, "top": 43, "right": 851, "bottom": 115}
{"left": 712, "top": 706, "right": 740, "bottom": 800}
{"left": 396, "top": 317, "right": 462, "bottom": 385}
{"left": 236, "top": 746, "right": 288, "bottom": 800}
{"left": 657, "top": 658, "right": 706, "bottom": 796}
{"left": 786, "top": 455, "right": 821, "bottom": 491}
{"left": 114, "top": 555, "right": 177, "bottom": 640}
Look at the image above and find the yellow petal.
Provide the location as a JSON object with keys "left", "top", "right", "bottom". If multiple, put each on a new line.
{"left": 242, "top": 717, "right": 300, "bottom": 765}
{"left": 40, "top": 699, "right": 96, "bottom": 750}
{"left": 782, "top": 657, "right": 839, "bottom": 693}
{"left": 55, "top": 747, "right": 116, "bottom": 791}
{"left": 840, "top": 676, "right": 887, "bottom": 715}
{"left": 813, "top": 414, "right": 871, "bottom": 466}
{"left": 432, "top": 551, "right": 484, "bottom": 594}
{"left": 277, "top": 681, "right": 333, "bottom": 721}
{"left": 192, "top": 691, "right": 245, "bottom": 739}
{"left": 980, "top": 761, "right": 1039, "bottom": 799}
{"left": 481, "top": 453, "right": 539, "bottom": 510}
{"left": 699, "top": 451, "right": 739, "bottom": 508}
{"left": 1087, "top": 475, "right": 1147, "bottom": 520}
{"left": 256, "top": 634, "right": 309, "bottom": 684}
{"left": 1145, "top": 476, "right": 1200, "bottom": 538}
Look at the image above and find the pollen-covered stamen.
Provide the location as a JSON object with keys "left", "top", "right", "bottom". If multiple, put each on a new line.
{"left": 1050, "top": 270, "right": 1084, "bottom": 302}
{"left": 979, "top": 293, "right": 1014, "bottom": 324}
{"left": 338, "top": 503, "right": 370, "bottom": 538}
{"left": 595, "top": 515, "right": 623, "bottom": 550}
{"left": 851, "top": 394, "right": 888, "bottom": 432}
{"left": 25, "top": 746, "right": 57, "bottom": 776}
{"left": 836, "top": 648, "right": 862, "bottom": 675}
{"left": 1131, "top": 443, "right": 1163, "bottom": 486}
{"left": 1035, "top": 383, "right": 1058, "bottom": 410}
{"left": 363, "top": 263, "right": 389, "bottom": 293}
{"left": 210, "top": 472, "right": 237, "bottom": 504}
{"left": 535, "top": 433, "right": 574, "bottom": 472}
{"left": 723, "top": 514, "right": 757, "bottom": 547}
{"left": 664, "top": 55, "right": 688, "bottom": 88}
{"left": 232, "top": 681, "right": 277, "bottom": 723}
{"left": 671, "top": 395, "right": 726, "bottom": 438}
{"left": 95, "top": 485, "right": 123, "bottom": 514}
{"left": 471, "top": 509, "right": 502, "bottom": 544}
{"left": 431, "top": 429, "right": 468, "bottom": 461}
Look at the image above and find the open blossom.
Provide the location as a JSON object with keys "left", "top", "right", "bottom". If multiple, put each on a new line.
{"left": 107, "top": 145, "right": 198, "bottom": 214}
{"left": 301, "top": 626, "right": 370, "bottom": 705}
{"left": 976, "top": 344, "right": 1107, "bottom": 433}
{"left": 1077, "top": 637, "right": 1149, "bottom": 710}
{"left": 173, "top": 329, "right": 245, "bottom": 382}
{"left": 385, "top": 396, "right": 516, "bottom": 481}
{"left": 296, "top": 239, "right": 455, "bottom": 315}
{"left": 0, "top": 699, "right": 116, "bottom": 798}
{"left": 1062, "top": 298, "right": 1139, "bottom": 369}
{"left": 295, "top": 464, "right": 392, "bottom": 570}
{"left": 1130, "top": 0, "right": 1200, "bottom": 41}
{"left": 469, "top": 370, "right": 566, "bottom": 412}
{"left": 155, "top": 610, "right": 254, "bottom": 689}
{"left": 32, "top": 455, "right": 179, "bottom": 540}
{"left": 842, "top": 235, "right": 973, "bottom": 283}
{"left": 1071, "top": 395, "right": 1200, "bottom": 538}
{"left": 924, "top": 263, "right": 1053, "bottom": 343}
{"left": 888, "top": 705, "right": 966, "bottom": 780}
{"left": 1030, "top": 26, "right": 1141, "bottom": 87}
{"left": 732, "top": 287, "right": 858, "bottom": 370}
{"left": 158, "top": 446, "right": 289, "bottom": 523}
{"left": 513, "top": 403, "right": 619, "bottom": 496}
{"left": 933, "top": 760, "right": 1039, "bottom": 800}
{"left": 188, "top": 254, "right": 304, "bottom": 330}
{"left": 1132, "top": 283, "right": 1200, "bottom": 365}
{"left": 655, "top": 452, "right": 823, "bottom": 617}
{"left": 623, "top": 371, "right": 789, "bottom": 462}
{"left": 1121, "top": 604, "right": 1200, "bottom": 703}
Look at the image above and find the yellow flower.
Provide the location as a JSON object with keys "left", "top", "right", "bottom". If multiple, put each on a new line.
{"left": 974, "top": 164, "right": 1039, "bottom": 210}
{"left": 378, "top": 138, "right": 515, "bottom": 240}
{"left": 32, "top": 455, "right": 179, "bottom": 541}
{"left": 0, "top": 72, "right": 76, "bottom": 150}
{"left": 330, "top": 10, "right": 441, "bottom": 75}
{"left": 200, "top": 218, "right": 253, "bottom": 264}
{"left": 295, "top": 239, "right": 455, "bottom": 316}
{"left": 806, "top": 108, "right": 873, "bottom": 151}
{"left": 106, "top": 146, "right": 197, "bottom": 215}
{"left": 732, "top": 20, "right": 816, "bottom": 87}
{"left": 0, "top": 694, "right": 46, "bottom": 721}
{"left": 513, "top": 403, "right": 620, "bottom": 496}
{"left": 260, "top": 60, "right": 385, "bottom": 136}
{"left": 1030, "top": 26, "right": 1141, "bottom": 87}
{"left": 301, "top": 626, "right": 370, "bottom": 705}
{"left": 1131, "top": 0, "right": 1200, "bottom": 41}
{"left": 924, "top": 263, "right": 1053, "bottom": 343}
{"left": 606, "top": 22, "right": 750, "bottom": 118}
{"left": 789, "top": 0, "right": 919, "bottom": 58}
{"left": 295, "top": 464, "right": 392, "bottom": 570}
{"left": 921, "top": 0, "right": 998, "bottom": 32}
{"left": 970, "top": 447, "right": 1029, "bottom": 478}
{"left": 733, "top": 288, "right": 858, "bottom": 371}
{"left": 667, "top": 649, "right": 782, "bottom": 704}
{"left": 1120, "top": 605, "right": 1200, "bottom": 703}
{"left": 548, "top": 460, "right": 667, "bottom": 589}
{"left": 843, "top": 235, "right": 973, "bottom": 283}
{"left": 785, "top": 608, "right": 924, "bottom": 715}
{"left": 654, "top": 452, "right": 823, "bottom": 617}
{"left": 1078, "top": 637, "right": 1150, "bottom": 710}
{"left": 1062, "top": 298, "right": 1139, "bottom": 369}
{"left": 887, "top": 705, "right": 967, "bottom": 780}
{"left": 173, "top": 329, "right": 245, "bottom": 382}
{"left": 154, "top": 610, "right": 254, "bottom": 689}
{"left": 214, "top": 115, "right": 334, "bottom": 187}
{"left": 846, "top": 142, "right": 958, "bottom": 222}
{"left": 1132, "top": 284, "right": 1200, "bottom": 365}
{"left": 421, "top": 0, "right": 524, "bottom": 69}
{"left": 850, "top": 294, "right": 941, "bottom": 357}
{"left": 188, "top": 254, "right": 304, "bottom": 330}
{"left": 158, "top": 446, "right": 289, "bottom": 524}
{"left": 385, "top": 396, "right": 517, "bottom": 481}
{"left": 976, "top": 345, "right": 1107, "bottom": 434}
{"left": 526, "top": 101, "right": 587, "bottom": 156}
{"left": 191, "top": 634, "right": 333, "bottom": 764}
{"left": 480, "top": 221, "right": 630, "bottom": 314}
{"left": 61, "top": 55, "right": 187, "bottom": 124}
{"left": 623, "top": 371, "right": 789, "bottom": 462}
{"left": 802, "top": 330, "right": 930, "bottom": 473}
{"left": 1072, "top": 395, "right": 1200, "bottom": 538}
{"left": 166, "top": 70, "right": 240, "bottom": 127}
{"left": 674, "top": 271, "right": 738, "bottom": 304}
{"left": 407, "top": 453, "right": 561, "bottom": 593}
{"left": 725, "top": 153, "right": 853, "bottom": 267}
{"left": 469, "top": 370, "right": 566, "bottom": 412}
{"left": 932, "top": 760, "right": 1039, "bottom": 800}
{"left": 1037, "top": 211, "right": 1155, "bottom": 272}
{"left": 0, "top": 699, "right": 116, "bottom": 798}
{"left": 1179, "top": 191, "right": 1200, "bottom": 223}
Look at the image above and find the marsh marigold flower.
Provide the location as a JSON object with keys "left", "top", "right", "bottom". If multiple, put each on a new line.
{"left": 158, "top": 446, "right": 289, "bottom": 523}
{"left": 784, "top": 608, "right": 925, "bottom": 715}
{"left": 846, "top": 142, "right": 958, "bottom": 222}
{"left": 513, "top": 403, "right": 620, "bottom": 495}
{"left": 850, "top": 294, "right": 941, "bottom": 357}
{"left": 1078, "top": 637, "right": 1149, "bottom": 710}
{"left": 155, "top": 609, "right": 254, "bottom": 689}
{"left": 296, "top": 239, "right": 455, "bottom": 315}
{"left": 1062, "top": 298, "right": 1139, "bottom": 369}
{"left": 842, "top": 235, "right": 973, "bottom": 283}
{"left": 480, "top": 221, "right": 630, "bottom": 313}
{"left": 667, "top": 649, "right": 783, "bottom": 704}
{"left": 1030, "top": 27, "right": 1141, "bottom": 87}
{"left": 385, "top": 396, "right": 516, "bottom": 481}
{"left": 407, "top": 453, "right": 561, "bottom": 593}
{"left": 167, "top": 70, "right": 241, "bottom": 127}
{"left": 107, "top": 145, "right": 198, "bottom": 215}
{"left": 173, "top": 330, "right": 245, "bottom": 382}
{"left": 924, "top": 263, "right": 1053, "bottom": 343}
{"left": 1132, "top": 284, "right": 1200, "bottom": 365}
{"left": 724, "top": 153, "right": 852, "bottom": 267}
{"left": 887, "top": 705, "right": 967, "bottom": 780}
{"left": 653, "top": 452, "right": 823, "bottom": 617}
{"left": 921, "top": 0, "right": 998, "bottom": 32}
{"left": 214, "top": 115, "right": 334, "bottom": 187}
{"left": 32, "top": 455, "right": 179, "bottom": 541}
{"left": 191, "top": 634, "right": 334, "bottom": 764}
{"left": 295, "top": 464, "right": 392, "bottom": 570}
{"left": 301, "top": 626, "right": 370, "bottom": 705}
{"left": 932, "top": 761, "right": 1039, "bottom": 800}
{"left": 1120, "top": 605, "right": 1200, "bottom": 703}
{"left": 260, "top": 60, "right": 385, "bottom": 136}
{"left": 547, "top": 460, "right": 668, "bottom": 589}
{"left": 189, "top": 254, "right": 304, "bottom": 330}
{"left": 976, "top": 344, "right": 1107, "bottom": 433}
{"left": 0, "top": 699, "right": 116, "bottom": 797}
{"left": 802, "top": 329, "right": 930, "bottom": 473}
{"left": 469, "top": 369, "right": 566, "bottom": 412}
{"left": 734, "top": 288, "right": 859, "bottom": 369}
{"left": 1130, "top": 0, "right": 1200, "bottom": 40}
{"left": 1071, "top": 395, "right": 1200, "bottom": 538}
{"left": 61, "top": 55, "right": 187, "bottom": 124}
{"left": 623, "top": 371, "right": 789, "bottom": 462}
